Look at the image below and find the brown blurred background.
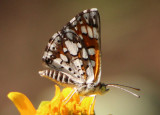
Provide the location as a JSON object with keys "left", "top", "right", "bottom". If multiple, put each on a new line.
{"left": 1, "top": 0, "right": 160, "bottom": 115}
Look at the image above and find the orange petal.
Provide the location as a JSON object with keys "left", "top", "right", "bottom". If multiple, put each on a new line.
{"left": 8, "top": 92, "right": 36, "bottom": 115}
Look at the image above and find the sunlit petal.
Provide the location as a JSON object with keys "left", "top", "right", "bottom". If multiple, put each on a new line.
{"left": 8, "top": 92, "right": 36, "bottom": 115}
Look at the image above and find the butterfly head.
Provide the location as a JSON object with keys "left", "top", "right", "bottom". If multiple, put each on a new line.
{"left": 98, "top": 83, "right": 110, "bottom": 95}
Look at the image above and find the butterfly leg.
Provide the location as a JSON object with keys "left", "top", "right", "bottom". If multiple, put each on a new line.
{"left": 63, "top": 87, "right": 77, "bottom": 104}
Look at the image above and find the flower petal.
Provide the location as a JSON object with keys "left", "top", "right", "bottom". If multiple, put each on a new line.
{"left": 8, "top": 85, "right": 96, "bottom": 115}
{"left": 51, "top": 85, "right": 61, "bottom": 103}
{"left": 36, "top": 101, "right": 50, "bottom": 115}
{"left": 8, "top": 92, "right": 36, "bottom": 115}
{"left": 80, "top": 96, "right": 95, "bottom": 114}
{"left": 61, "top": 88, "right": 80, "bottom": 103}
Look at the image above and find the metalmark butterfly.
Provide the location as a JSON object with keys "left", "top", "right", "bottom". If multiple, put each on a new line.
{"left": 39, "top": 8, "right": 140, "bottom": 107}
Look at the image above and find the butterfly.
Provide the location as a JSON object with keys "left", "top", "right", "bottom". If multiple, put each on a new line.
{"left": 39, "top": 8, "right": 140, "bottom": 107}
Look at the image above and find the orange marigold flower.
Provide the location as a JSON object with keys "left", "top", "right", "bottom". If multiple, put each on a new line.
{"left": 8, "top": 85, "right": 95, "bottom": 115}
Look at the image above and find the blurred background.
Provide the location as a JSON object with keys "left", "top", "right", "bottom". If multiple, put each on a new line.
{"left": 1, "top": 0, "right": 160, "bottom": 115}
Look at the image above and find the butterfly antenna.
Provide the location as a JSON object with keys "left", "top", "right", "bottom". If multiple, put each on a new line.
{"left": 108, "top": 84, "right": 140, "bottom": 91}
{"left": 107, "top": 84, "right": 140, "bottom": 98}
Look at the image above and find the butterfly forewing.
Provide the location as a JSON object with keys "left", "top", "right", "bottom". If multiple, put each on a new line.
{"left": 42, "top": 8, "right": 101, "bottom": 85}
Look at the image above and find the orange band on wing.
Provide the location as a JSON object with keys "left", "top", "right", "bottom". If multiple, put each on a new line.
{"left": 94, "top": 49, "right": 100, "bottom": 82}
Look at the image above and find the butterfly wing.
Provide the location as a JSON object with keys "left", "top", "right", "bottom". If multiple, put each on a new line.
{"left": 41, "top": 8, "right": 101, "bottom": 85}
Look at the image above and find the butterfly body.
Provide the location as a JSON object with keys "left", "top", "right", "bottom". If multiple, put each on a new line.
{"left": 39, "top": 69, "right": 109, "bottom": 96}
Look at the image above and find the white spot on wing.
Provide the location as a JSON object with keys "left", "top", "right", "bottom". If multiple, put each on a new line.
{"left": 63, "top": 47, "right": 67, "bottom": 53}
{"left": 82, "top": 48, "right": 88, "bottom": 59}
{"left": 54, "top": 58, "right": 62, "bottom": 64}
{"left": 46, "top": 51, "right": 52, "bottom": 58}
{"left": 79, "top": 34, "right": 83, "bottom": 40}
{"left": 54, "top": 36, "right": 61, "bottom": 43}
{"left": 93, "top": 27, "right": 99, "bottom": 39}
{"left": 90, "top": 12, "right": 96, "bottom": 25}
{"left": 80, "top": 21, "right": 83, "bottom": 24}
{"left": 91, "top": 60, "right": 95, "bottom": 67}
{"left": 73, "top": 59, "right": 82, "bottom": 69}
{"left": 77, "top": 42, "right": 82, "bottom": 48}
{"left": 50, "top": 43, "right": 56, "bottom": 50}
{"left": 88, "top": 48, "right": 95, "bottom": 55}
{"left": 86, "top": 65, "right": 94, "bottom": 83}
{"left": 72, "top": 21, "right": 77, "bottom": 26}
{"left": 60, "top": 54, "right": 68, "bottom": 62}
{"left": 83, "top": 13, "right": 89, "bottom": 24}
{"left": 77, "top": 16, "right": 83, "bottom": 24}
{"left": 43, "top": 51, "right": 47, "bottom": 59}
{"left": 83, "top": 9, "right": 87, "bottom": 13}
{"left": 62, "top": 63, "right": 73, "bottom": 73}
{"left": 70, "top": 17, "right": 75, "bottom": 23}
{"left": 53, "top": 58, "right": 62, "bottom": 68}
{"left": 90, "top": 8, "right": 98, "bottom": 11}
{"left": 79, "top": 59, "right": 83, "bottom": 66}
{"left": 66, "top": 33, "right": 73, "bottom": 40}
{"left": 87, "top": 26, "right": 93, "bottom": 38}
{"left": 79, "top": 69, "right": 84, "bottom": 75}
{"left": 81, "top": 26, "right": 87, "bottom": 34}
{"left": 75, "top": 26, "right": 78, "bottom": 31}
{"left": 65, "top": 40, "right": 78, "bottom": 56}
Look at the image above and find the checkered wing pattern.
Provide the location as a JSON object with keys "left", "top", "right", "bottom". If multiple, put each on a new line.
{"left": 40, "top": 8, "right": 101, "bottom": 86}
